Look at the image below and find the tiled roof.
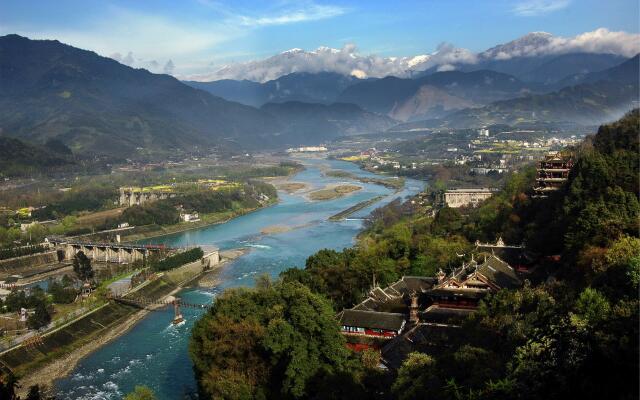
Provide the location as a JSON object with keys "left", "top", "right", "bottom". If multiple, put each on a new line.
{"left": 351, "top": 276, "right": 437, "bottom": 312}
{"left": 420, "top": 305, "right": 474, "bottom": 324}
{"left": 339, "top": 310, "right": 406, "bottom": 332}
{"left": 476, "top": 255, "right": 522, "bottom": 289}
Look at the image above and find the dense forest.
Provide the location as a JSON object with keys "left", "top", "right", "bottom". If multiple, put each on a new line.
{"left": 190, "top": 110, "right": 639, "bottom": 399}
{"left": 0, "top": 137, "right": 75, "bottom": 178}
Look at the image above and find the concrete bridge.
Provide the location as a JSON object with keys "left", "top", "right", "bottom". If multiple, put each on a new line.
{"left": 46, "top": 238, "right": 168, "bottom": 264}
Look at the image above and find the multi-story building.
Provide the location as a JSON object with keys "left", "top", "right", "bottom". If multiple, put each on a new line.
{"left": 533, "top": 152, "right": 574, "bottom": 197}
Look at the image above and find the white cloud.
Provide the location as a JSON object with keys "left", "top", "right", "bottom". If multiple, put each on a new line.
{"left": 163, "top": 59, "right": 175, "bottom": 74}
{"left": 1, "top": 2, "right": 347, "bottom": 77}
{"left": 3, "top": 8, "right": 234, "bottom": 76}
{"left": 512, "top": 0, "right": 571, "bottom": 16}
{"left": 189, "top": 43, "right": 436, "bottom": 82}
{"left": 350, "top": 69, "right": 367, "bottom": 79}
{"left": 548, "top": 28, "right": 640, "bottom": 57}
{"left": 187, "top": 28, "right": 639, "bottom": 82}
{"left": 237, "top": 4, "right": 346, "bottom": 27}
{"left": 482, "top": 29, "right": 640, "bottom": 59}
{"left": 122, "top": 52, "right": 135, "bottom": 66}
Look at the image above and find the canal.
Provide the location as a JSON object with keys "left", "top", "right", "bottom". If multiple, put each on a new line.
{"left": 54, "top": 158, "right": 424, "bottom": 399}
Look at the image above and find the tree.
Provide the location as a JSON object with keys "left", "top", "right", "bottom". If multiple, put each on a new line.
{"left": 27, "top": 301, "right": 51, "bottom": 330}
{"left": 48, "top": 280, "right": 77, "bottom": 304}
{"left": 392, "top": 353, "right": 442, "bottom": 400}
{"left": 190, "top": 282, "right": 350, "bottom": 399}
{"left": 572, "top": 287, "right": 610, "bottom": 327}
{"left": 124, "top": 386, "right": 157, "bottom": 400}
{"left": 360, "top": 349, "right": 380, "bottom": 370}
{"left": 73, "top": 251, "right": 94, "bottom": 281}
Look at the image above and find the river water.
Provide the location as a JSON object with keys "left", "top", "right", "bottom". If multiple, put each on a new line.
{"left": 54, "top": 158, "right": 424, "bottom": 399}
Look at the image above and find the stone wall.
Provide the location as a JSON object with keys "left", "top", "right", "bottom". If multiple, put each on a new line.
{"left": 0, "top": 251, "right": 60, "bottom": 278}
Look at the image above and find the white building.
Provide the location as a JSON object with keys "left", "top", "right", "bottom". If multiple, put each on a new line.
{"left": 286, "top": 146, "right": 328, "bottom": 153}
{"left": 181, "top": 212, "right": 200, "bottom": 222}
{"left": 441, "top": 188, "right": 498, "bottom": 208}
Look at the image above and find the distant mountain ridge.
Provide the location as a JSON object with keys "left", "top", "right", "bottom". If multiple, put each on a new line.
{"left": 0, "top": 34, "right": 282, "bottom": 156}
{"left": 337, "top": 69, "right": 535, "bottom": 121}
{"left": 185, "top": 72, "right": 362, "bottom": 107}
{"left": 261, "top": 101, "right": 396, "bottom": 142}
{"left": 192, "top": 30, "right": 638, "bottom": 83}
{"left": 454, "top": 52, "right": 629, "bottom": 85}
{"left": 420, "top": 55, "right": 640, "bottom": 129}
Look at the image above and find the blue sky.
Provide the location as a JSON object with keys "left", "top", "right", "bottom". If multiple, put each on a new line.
{"left": 1, "top": 0, "right": 638, "bottom": 77}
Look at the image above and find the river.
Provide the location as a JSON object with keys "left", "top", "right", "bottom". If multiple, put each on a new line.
{"left": 54, "top": 158, "right": 424, "bottom": 399}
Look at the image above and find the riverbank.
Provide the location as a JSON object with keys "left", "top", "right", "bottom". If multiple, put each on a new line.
{"left": 197, "top": 248, "right": 249, "bottom": 288}
{"left": 120, "top": 202, "right": 276, "bottom": 243}
{"left": 6, "top": 253, "right": 227, "bottom": 397}
{"left": 16, "top": 304, "right": 150, "bottom": 396}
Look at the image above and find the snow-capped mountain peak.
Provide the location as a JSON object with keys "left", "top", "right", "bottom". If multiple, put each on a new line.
{"left": 186, "top": 28, "right": 639, "bottom": 82}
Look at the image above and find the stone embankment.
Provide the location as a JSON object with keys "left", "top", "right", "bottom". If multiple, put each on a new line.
{"left": 4, "top": 248, "right": 232, "bottom": 396}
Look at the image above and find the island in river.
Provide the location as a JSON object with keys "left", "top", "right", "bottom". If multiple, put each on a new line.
{"left": 309, "top": 184, "right": 362, "bottom": 201}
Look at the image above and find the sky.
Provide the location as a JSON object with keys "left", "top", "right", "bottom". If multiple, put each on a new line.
{"left": 1, "top": 0, "right": 639, "bottom": 79}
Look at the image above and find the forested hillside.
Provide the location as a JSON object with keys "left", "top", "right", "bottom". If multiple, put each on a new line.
{"left": 0, "top": 137, "right": 74, "bottom": 177}
{"left": 0, "top": 35, "right": 281, "bottom": 156}
{"left": 190, "top": 110, "right": 639, "bottom": 399}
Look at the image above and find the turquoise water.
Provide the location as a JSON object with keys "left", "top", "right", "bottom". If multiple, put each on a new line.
{"left": 54, "top": 158, "right": 424, "bottom": 399}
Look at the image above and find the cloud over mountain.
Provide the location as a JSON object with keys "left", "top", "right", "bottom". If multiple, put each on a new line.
{"left": 189, "top": 44, "right": 433, "bottom": 83}
{"left": 481, "top": 29, "right": 640, "bottom": 60}
{"left": 188, "top": 29, "right": 639, "bottom": 82}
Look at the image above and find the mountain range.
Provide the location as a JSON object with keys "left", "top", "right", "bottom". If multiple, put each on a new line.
{"left": 185, "top": 72, "right": 361, "bottom": 108}
{"left": 0, "top": 35, "right": 395, "bottom": 155}
{"left": 0, "top": 34, "right": 286, "bottom": 156}
{"left": 397, "top": 55, "right": 640, "bottom": 130}
{"left": 0, "top": 33, "right": 637, "bottom": 158}
{"left": 193, "top": 30, "right": 638, "bottom": 83}
{"left": 337, "top": 70, "right": 537, "bottom": 122}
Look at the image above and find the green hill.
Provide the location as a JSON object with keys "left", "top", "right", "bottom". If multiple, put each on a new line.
{"left": 0, "top": 35, "right": 281, "bottom": 156}
{"left": 0, "top": 137, "right": 74, "bottom": 176}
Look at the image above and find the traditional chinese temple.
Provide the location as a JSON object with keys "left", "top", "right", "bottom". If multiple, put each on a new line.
{"left": 337, "top": 245, "right": 525, "bottom": 364}
{"left": 533, "top": 151, "right": 574, "bottom": 197}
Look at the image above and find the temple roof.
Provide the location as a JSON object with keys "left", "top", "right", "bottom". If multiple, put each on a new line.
{"left": 338, "top": 310, "right": 406, "bottom": 332}
{"left": 351, "top": 276, "right": 437, "bottom": 312}
{"left": 476, "top": 255, "right": 522, "bottom": 289}
{"left": 420, "top": 306, "right": 475, "bottom": 324}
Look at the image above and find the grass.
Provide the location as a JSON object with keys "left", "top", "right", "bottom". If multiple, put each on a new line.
{"left": 277, "top": 182, "right": 307, "bottom": 193}
{"left": 324, "top": 170, "right": 405, "bottom": 190}
{"left": 98, "top": 269, "right": 141, "bottom": 289}
{"left": 309, "top": 185, "right": 361, "bottom": 201}
{"left": 75, "top": 207, "right": 125, "bottom": 227}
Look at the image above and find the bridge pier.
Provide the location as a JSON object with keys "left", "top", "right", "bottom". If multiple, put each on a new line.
{"left": 48, "top": 238, "right": 165, "bottom": 266}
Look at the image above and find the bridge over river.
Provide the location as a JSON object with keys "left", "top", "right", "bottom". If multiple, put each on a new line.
{"left": 45, "top": 237, "right": 170, "bottom": 264}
